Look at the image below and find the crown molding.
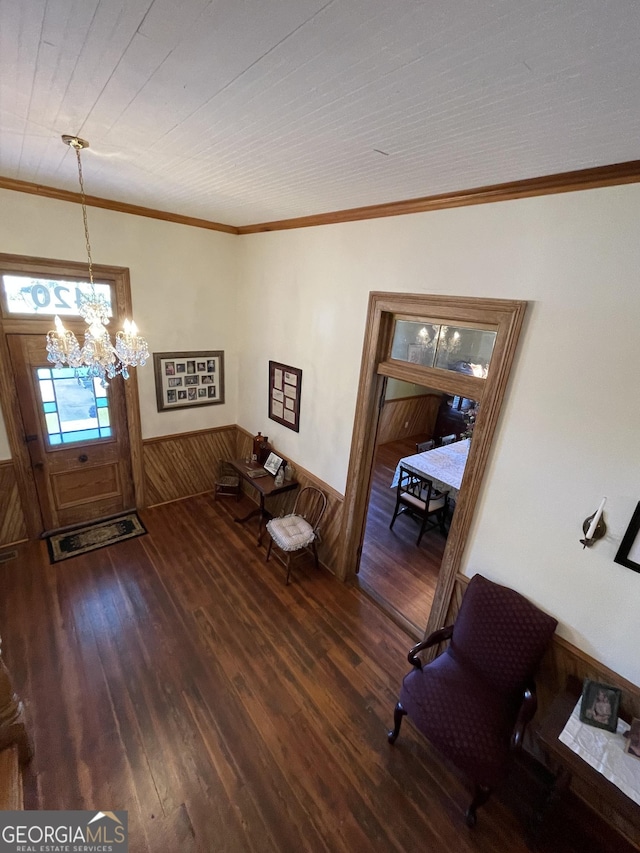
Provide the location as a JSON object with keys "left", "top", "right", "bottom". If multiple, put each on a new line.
{"left": 238, "top": 160, "right": 640, "bottom": 233}
{"left": 2, "top": 160, "right": 640, "bottom": 236}
{"left": 0, "top": 176, "right": 239, "bottom": 235}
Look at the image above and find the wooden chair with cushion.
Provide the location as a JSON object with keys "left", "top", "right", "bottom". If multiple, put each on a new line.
{"left": 388, "top": 574, "right": 558, "bottom": 826}
{"left": 389, "top": 467, "right": 448, "bottom": 545}
{"left": 265, "top": 487, "right": 327, "bottom": 584}
{"left": 416, "top": 439, "right": 435, "bottom": 453}
{"left": 213, "top": 460, "right": 241, "bottom": 501}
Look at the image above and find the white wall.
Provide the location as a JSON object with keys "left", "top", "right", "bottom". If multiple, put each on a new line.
{"left": 0, "top": 188, "right": 239, "bottom": 455}
{"left": 238, "top": 184, "right": 640, "bottom": 685}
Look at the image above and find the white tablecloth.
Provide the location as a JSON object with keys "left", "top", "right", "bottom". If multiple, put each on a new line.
{"left": 559, "top": 699, "right": 640, "bottom": 806}
{"left": 390, "top": 438, "right": 470, "bottom": 497}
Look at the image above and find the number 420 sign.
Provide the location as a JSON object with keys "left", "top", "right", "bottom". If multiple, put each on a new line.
{"left": 3, "top": 275, "right": 112, "bottom": 317}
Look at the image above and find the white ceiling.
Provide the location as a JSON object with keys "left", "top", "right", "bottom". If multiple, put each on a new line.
{"left": 1, "top": 0, "right": 639, "bottom": 228}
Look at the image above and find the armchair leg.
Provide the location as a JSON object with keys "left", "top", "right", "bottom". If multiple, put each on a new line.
{"left": 387, "top": 702, "right": 407, "bottom": 744}
{"left": 465, "top": 784, "right": 491, "bottom": 827}
{"left": 265, "top": 538, "right": 273, "bottom": 562}
{"left": 285, "top": 553, "right": 292, "bottom": 585}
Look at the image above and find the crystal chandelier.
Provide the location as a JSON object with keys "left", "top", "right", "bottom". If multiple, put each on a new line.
{"left": 46, "top": 135, "right": 148, "bottom": 385}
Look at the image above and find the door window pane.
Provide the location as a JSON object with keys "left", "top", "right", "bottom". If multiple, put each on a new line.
{"left": 36, "top": 367, "right": 113, "bottom": 446}
{"left": 391, "top": 319, "right": 497, "bottom": 378}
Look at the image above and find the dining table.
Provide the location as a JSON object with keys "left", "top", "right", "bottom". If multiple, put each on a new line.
{"left": 390, "top": 437, "right": 470, "bottom": 498}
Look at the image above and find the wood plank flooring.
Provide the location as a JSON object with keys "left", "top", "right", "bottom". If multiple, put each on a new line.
{"left": 358, "top": 437, "right": 446, "bottom": 634}
{"left": 0, "top": 493, "right": 632, "bottom": 853}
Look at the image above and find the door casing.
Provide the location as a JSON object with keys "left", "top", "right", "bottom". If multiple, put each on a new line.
{"left": 337, "top": 292, "right": 526, "bottom": 653}
{"left": 0, "top": 253, "right": 145, "bottom": 539}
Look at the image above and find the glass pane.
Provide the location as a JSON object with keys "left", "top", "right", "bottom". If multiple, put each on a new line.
{"left": 37, "top": 368, "right": 51, "bottom": 380}
{"left": 433, "top": 326, "right": 496, "bottom": 378}
{"left": 45, "top": 412, "right": 60, "bottom": 434}
{"left": 94, "top": 379, "right": 107, "bottom": 398}
{"left": 53, "top": 377, "right": 99, "bottom": 432}
{"left": 2, "top": 275, "right": 112, "bottom": 317}
{"left": 36, "top": 366, "right": 112, "bottom": 447}
{"left": 391, "top": 319, "right": 497, "bottom": 378}
{"left": 39, "top": 379, "right": 55, "bottom": 402}
{"left": 390, "top": 321, "right": 439, "bottom": 367}
{"left": 62, "top": 428, "right": 100, "bottom": 443}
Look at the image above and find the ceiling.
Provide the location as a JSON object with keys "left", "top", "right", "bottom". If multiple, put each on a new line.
{"left": 1, "top": 0, "right": 639, "bottom": 228}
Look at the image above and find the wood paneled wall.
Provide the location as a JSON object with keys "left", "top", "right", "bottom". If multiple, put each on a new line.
{"left": 0, "top": 461, "right": 27, "bottom": 548}
{"left": 376, "top": 394, "right": 441, "bottom": 445}
{"left": 142, "top": 426, "right": 343, "bottom": 574}
{"left": 143, "top": 426, "right": 238, "bottom": 506}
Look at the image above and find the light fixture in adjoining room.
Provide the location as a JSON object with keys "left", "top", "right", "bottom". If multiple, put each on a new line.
{"left": 46, "top": 134, "right": 148, "bottom": 385}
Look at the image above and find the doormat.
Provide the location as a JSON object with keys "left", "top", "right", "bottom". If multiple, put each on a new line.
{"left": 47, "top": 512, "right": 147, "bottom": 563}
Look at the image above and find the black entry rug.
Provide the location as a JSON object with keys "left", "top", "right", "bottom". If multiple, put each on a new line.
{"left": 47, "top": 512, "right": 147, "bottom": 563}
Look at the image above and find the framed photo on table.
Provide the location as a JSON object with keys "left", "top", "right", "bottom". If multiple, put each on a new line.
{"left": 269, "top": 361, "right": 302, "bottom": 432}
{"left": 614, "top": 501, "right": 640, "bottom": 573}
{"left": 154, "top": 351, "right": 225, "bottom": 411}
{"left": 579, "top": 679, "right": 621, "bottom": 733}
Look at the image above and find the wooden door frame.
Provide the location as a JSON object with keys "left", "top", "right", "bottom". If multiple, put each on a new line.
{"left": 0, "top": 253, "right": 145, "bottom": 538}
{"left": 337, "top": 292, "right": 526, "bottom": 648}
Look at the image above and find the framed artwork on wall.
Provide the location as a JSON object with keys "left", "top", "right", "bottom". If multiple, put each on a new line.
{"left": 269, "top": 361, "right": 302, "bottom": 432}
{"left": 154, "top": 350, "right": 225, "bottom": 412}
{"left": 614, "top": 501, "right": 640, "bottom": 573}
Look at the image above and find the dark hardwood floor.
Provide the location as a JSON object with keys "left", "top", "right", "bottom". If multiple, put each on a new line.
{"left": 0, "top": 493, "right": 633, "bottom": 853}
{"left": 358, "top": 436, "right": 446, "bottom": 635}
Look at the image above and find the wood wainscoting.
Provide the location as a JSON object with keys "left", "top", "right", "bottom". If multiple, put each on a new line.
{"left": 144, "top": 426, "right": 344, "bottom": 575}
{"left": 143, "top": 426, "right": 238, "bottom": 506}
{"left": 0, "top": 461, "right": 27, "bottom": 548}
{"left": 376, "top": 393, "right": 441, "bottom": 445}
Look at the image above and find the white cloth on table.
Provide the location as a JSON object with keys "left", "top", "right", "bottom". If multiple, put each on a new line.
{"left": 559, "top": 699, "right": 640, "bottom": 806}
{"left": 390, "top": 438, "right": 470, "bottom": 497}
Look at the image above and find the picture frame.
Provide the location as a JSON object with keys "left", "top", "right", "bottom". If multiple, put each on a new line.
{"left": 154, "top": 350, "right": 224, "bottom": 412}
{"left": 263, "top": 451, "right": 284, "bottom": 476}
{"left": 579, "top": 678, "right": 621, "bottom": 732}
{"left": 269, "top": 361, "right": 302, "bottom": 432}
{"left": 614, "top": 501, "right": 640, "bottom": 573}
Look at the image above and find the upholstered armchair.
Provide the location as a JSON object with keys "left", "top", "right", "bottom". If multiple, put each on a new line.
{"left": 388, "top": 574, "right": 558, "bottom": 826}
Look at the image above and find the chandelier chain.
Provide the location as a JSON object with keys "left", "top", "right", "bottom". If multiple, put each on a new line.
{"left": 74, "top": 145, "right": 95, "bottom": 287}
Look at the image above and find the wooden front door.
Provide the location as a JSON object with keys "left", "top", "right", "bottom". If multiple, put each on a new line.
{"left": 7, "top": 334, "right": 134, "bottom": 533}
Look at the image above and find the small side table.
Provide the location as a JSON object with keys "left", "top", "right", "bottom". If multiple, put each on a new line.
{"left": 228, "top": 459, "right": 298, "bottom": 545}
{"left": 535, "top": 687, "right": 640, "bottom": 848}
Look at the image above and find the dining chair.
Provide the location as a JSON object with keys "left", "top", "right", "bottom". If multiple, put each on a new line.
{"left": 389, "top": 467, "right": 448, "bottom": 545}
{"left": 415, "top": 439, "right": 435, "bottom": 453}
{"left": 388, "top": 574, "right": 558, "bottom": 826}
{"left": 265, "top": 487, "right": 328, "bottom": 584}
{"left": 440, "top": 433, "right": 457, "bottom": 446}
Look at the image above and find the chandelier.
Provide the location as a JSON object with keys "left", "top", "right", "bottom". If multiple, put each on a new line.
{"left": 46, "top": 135, "right": 148, "bottom": 385}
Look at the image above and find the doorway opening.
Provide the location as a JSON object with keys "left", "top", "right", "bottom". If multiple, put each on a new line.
{"left": 357, "top": 380, "right": 478, "bottom": 636}
{"left": 337, "top": 292, "right": 526, "bottom": 650}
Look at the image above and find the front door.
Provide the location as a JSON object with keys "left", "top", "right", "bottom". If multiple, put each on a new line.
{"left": 8, "top": 334, "right": 134, "bottom": 533}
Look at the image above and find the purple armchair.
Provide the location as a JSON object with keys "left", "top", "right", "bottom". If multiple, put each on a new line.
{"left": 388, "top": 574, "right": 558, "bottom": 826}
